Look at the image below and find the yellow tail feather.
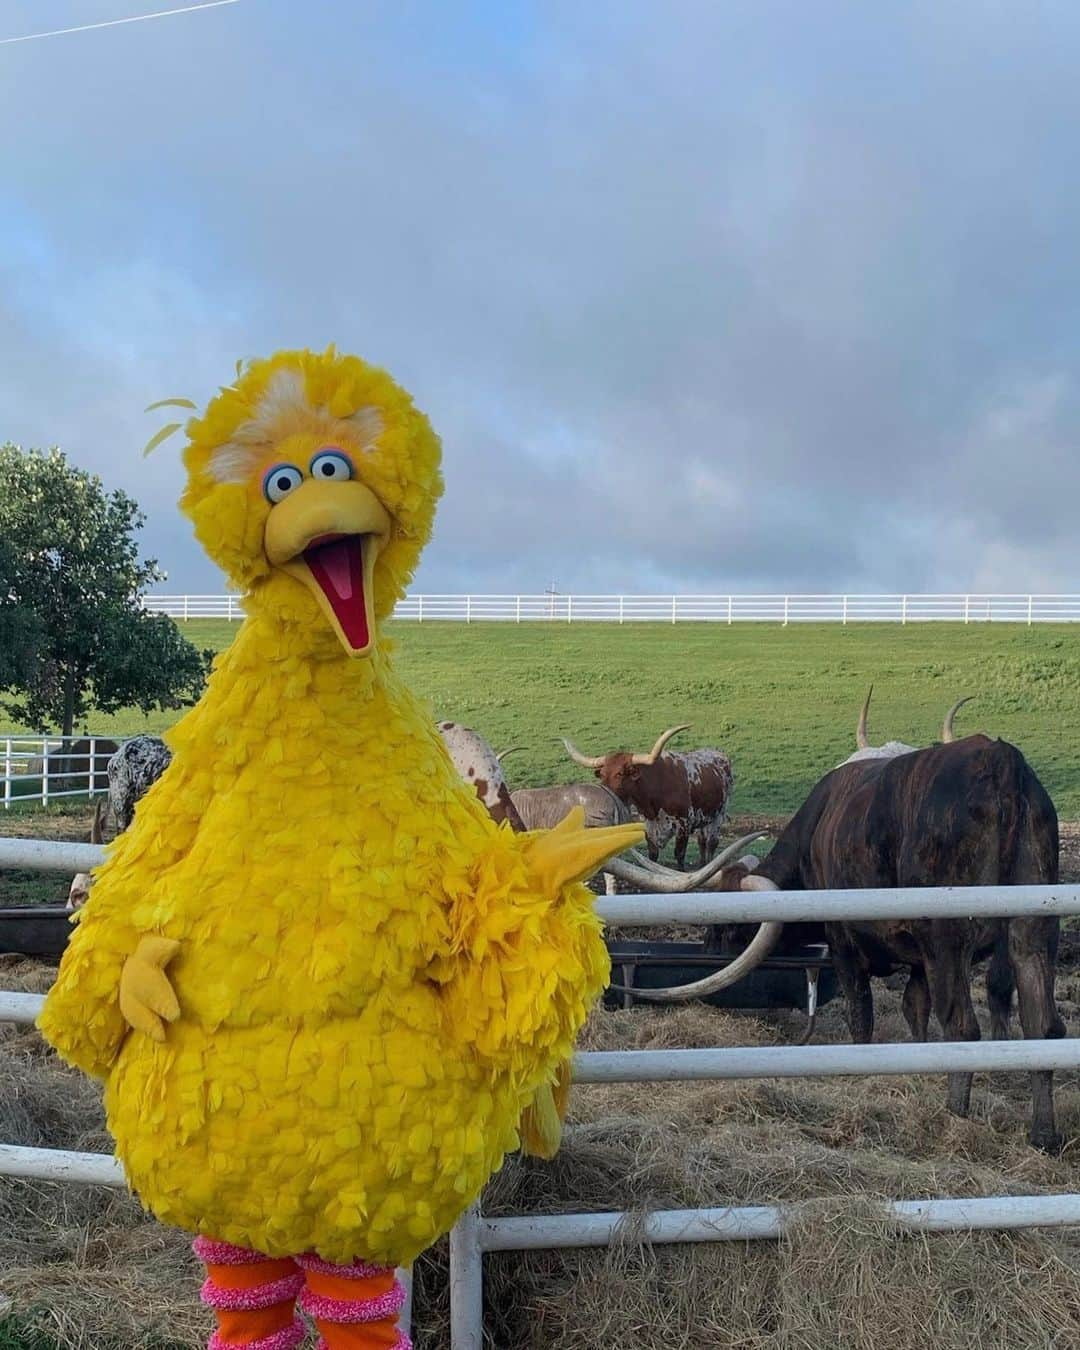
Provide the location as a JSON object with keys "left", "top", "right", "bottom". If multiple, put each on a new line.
{"left": 519, "top": 1061, "right": 573, "bottom": 1160}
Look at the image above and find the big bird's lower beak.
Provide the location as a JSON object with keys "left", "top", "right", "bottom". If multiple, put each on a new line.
{"left": 264, "top": 479, "right": 392, "bottom": 657}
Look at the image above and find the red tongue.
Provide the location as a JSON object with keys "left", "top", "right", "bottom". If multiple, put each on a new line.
{"left": 303, "top": 535, "right": 370, "bottom": 650}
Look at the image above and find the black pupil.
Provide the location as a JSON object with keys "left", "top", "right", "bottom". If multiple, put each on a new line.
{"left": 321, "top": 462, "right": 334, "bottom": 476}
{"left": 277, "top": 475, "right": 292, "bottom": 492}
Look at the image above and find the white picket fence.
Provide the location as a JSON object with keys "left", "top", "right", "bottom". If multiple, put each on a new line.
{"left": 1, "top": 837, "right": 1079, "bottom": 1347}
{"left": 141, "top": 593, "right": 1080, "bottom": 624}
{"left": 1, "top": 735, "right": 116, "bottom": 810}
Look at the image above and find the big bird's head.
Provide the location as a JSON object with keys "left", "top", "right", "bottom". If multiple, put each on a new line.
{"left": 176, "top": 347, "right": 442, "bottom": 658}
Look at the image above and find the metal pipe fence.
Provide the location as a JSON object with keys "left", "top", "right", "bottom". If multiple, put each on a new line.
{"left": 1, "top": 735, "right": 117, "bottom": 810}
{"left": 2, "top": 840, "right": 1079, "bottom": 1347}
{"left": 141, "top": 592, "right": 1080, "bottom": 624}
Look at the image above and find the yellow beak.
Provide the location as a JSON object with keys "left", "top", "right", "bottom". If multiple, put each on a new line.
{"left": 264, "top": 479, "right": 391, "bottom": 657}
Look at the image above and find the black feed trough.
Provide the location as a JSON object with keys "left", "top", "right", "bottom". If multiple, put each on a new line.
{"left": 0, "top": 905, "right": 70, "bottom": 959}
{"left": 604, "top": 939, "right": 839, "bottom": 1037}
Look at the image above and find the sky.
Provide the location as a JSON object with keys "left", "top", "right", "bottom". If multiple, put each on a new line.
{"left": 1, "top": 0, "right": 1078, "bottom": 596}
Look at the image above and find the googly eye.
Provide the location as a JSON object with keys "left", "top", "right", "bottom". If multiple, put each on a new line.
{"left": 263, "top": 463, "right": 303, "bottom": 504}
{"left": 310, "top": 448, "right": 354, "bottom": 483}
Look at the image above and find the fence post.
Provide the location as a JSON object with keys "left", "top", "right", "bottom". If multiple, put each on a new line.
{"left": 728, "top": 595, "right": 733, "bottom": 626}
{"left": 41, "top": 737, "right": 49, "bottom": 807}
{"left": 516, "top": 595, "right": 521, "bottom": 624}
{"left": 89, "top": 737, "right": 96, "bottom": 798}
{"left": 568, "top": 595, "right": 573, "bottom": 624}
{"left": 964, "top": 595, "right": 970, "bottom": 625}
{"left": 397, "top": 1267, "right": 413, "bottom": 1341}
{"left": 619, "top": 595, "right": 624, "bottom": 625}
{"left": 902, "top": 595, "right": 908, "bottom": 626}
{"left": 672, "top": 595, "right": 677, "bottom": 625}
{"left": 842, "top": 595, "right": 848, "bottom": 626}
{"left": 466, "top": 595, "right": 472, "bottom": 625}
{"left": 1028, "top": 595, "right": 1033, "bottom": 626}
{"left": 3, "top": 739, "right": 10, "bottom": 811}
{"left": 449, "top": 1204, "right": 484, "bottom": 1350}
{"left": 183, "top": 594, "right": 189, "bottom": 622}
{"left": 783, "top": 596, "right": 789, "bottom": 627}
{"left": 417, "top": 594, "right": 424, "bottom": 624}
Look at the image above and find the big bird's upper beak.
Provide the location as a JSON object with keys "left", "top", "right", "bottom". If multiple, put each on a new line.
{"left": 264, "top": 479, "right": 392, "bottom": 657}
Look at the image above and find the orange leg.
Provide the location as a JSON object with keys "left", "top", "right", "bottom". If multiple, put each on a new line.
{"left": 297, "top": 1254, "right": 410, "bottom": 1350}
{"left": 193, "top": 1237, "right": 306, "bottom": 1350}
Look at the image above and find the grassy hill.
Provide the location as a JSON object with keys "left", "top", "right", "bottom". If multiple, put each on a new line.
{"left": 3, "top": 620, "right": 1076, "bottom": 818}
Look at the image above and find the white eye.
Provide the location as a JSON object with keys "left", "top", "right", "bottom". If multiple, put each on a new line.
{"left": 263, "top": 463, "right": 303, "bottom": 504}
{"left": 310, "top": 448, "right": 354, "bottom": 483}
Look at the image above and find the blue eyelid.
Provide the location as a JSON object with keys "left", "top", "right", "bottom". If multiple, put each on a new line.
{"left": 310, "top": 449, "right": 354, "bottom": 476}
{"left": 262, "top": 462, "right": 303, "bottom": 502}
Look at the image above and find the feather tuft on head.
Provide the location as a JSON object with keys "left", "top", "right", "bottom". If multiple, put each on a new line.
{"left": 142, "top": 398, "right": 199, "bottom": 457}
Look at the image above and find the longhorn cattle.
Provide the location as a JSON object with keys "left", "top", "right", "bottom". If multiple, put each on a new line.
{"left": 510, "top": 781, "right": 632, "bottom": 895}
{"left": 842, "top": 687, "right": 973, "bottom": 765}
{"left": 107, "top": 734, "right": 173, "bottom": 832}
{"left": 608, "top": 734, "right": 1064, "bottom": 1150}
{"left": 562, "top": 724, "right": 734, "bottom": 867}
{"left": 436, "top": 722, "right": 525, "bottom": 831}
{"left": 66, "top": 798, "right": 108, "bottom": 911}
{"left": 511, "top": 782, "right": 632, "bottom": 832}
{"left": 67, "top": 734, "right": 173, "bottom": 910}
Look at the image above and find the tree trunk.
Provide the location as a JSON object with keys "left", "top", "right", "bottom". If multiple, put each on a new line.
{"left": 62, "top": 664, "right": 76, "bottom": 741}
{"left": 57, "top": 664, "right": 78, "bottom": 787}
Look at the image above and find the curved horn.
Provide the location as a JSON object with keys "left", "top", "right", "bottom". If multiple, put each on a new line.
{"left": 603, "top": 832, "right": 768, "bottom": 894}
{"left": 612, "top": 902, "right": 785, "bottom": 1002}
{"left": 560, "top": 737, "right": 605, "bottom": 769}
{"left": 856, "top": 685, "right": 873, "bottom": 750}
{"left": 496, "top": 746, "right": 525, "bottom": 764}
{"left": 942, "top": 696, "right": 974, "bottom": 744}
{"left": 632, "top": 723, "right": 692, "bottom": 766}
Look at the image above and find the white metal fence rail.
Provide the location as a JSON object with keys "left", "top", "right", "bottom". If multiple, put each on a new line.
{"left": 1, "top": 736, "right": 117, "bottom": 810}
{"left": 141, "top": 592, "right": 1080, "bottom": 624}
{"left": 2, "top": 839, "right": 1079, "bottom": 1349}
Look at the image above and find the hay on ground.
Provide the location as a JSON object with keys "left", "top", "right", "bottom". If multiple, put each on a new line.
{"left": 5, "top": 954, "right": 1080, "bottom": 1349}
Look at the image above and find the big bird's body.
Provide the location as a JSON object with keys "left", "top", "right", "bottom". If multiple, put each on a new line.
{"left": 38, "top": 349, "right": 640, "bottom": 1347}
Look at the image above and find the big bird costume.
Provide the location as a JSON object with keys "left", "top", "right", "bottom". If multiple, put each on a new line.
{"left": 38, "top": 348, "right": 643, "bottom": 1350}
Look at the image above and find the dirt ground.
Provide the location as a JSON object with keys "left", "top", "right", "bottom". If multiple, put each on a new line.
{"left": 4, "top": 810, "right": 1080, "bottom": 1348}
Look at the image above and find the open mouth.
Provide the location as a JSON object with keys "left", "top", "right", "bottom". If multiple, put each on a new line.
{"left": 302, "top": 533, "right": 370, "bottom": 651}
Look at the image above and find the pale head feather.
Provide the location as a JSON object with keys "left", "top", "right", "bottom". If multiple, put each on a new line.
{"left": 207, "top": 368, "right": 383, "bottom": 484}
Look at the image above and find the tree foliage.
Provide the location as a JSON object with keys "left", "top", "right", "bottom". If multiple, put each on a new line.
{"left": 0, "top": 445, "right": 211, "bottom": 736}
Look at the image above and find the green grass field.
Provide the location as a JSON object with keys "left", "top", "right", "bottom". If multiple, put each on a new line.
{"left": 3, "top": 620, "right": 1077, "bottom": 817}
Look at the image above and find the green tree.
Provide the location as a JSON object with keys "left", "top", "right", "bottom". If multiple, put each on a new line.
{"left": 0, "top": 530, "right": 45, "bottom": 691}
{"left": 0, "top": 445, "right": 210, "bottom": 738}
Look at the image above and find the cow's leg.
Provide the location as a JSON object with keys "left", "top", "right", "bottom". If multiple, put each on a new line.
{"left": 921, "top": 941, "right": 980, "bottom": 1119}
{"left": 901, "top": 966, "right": 931, "bottom": 1042}
{"left": 826, "top": 927, "right": 874, "bottom": 1043}
{"left": 697, "top": 826, "right": 718, "bottom": 868}
{"left": 1009, "top": 917, "right": 1064, "bottom": 1151}
{"left": 646, "top": 823, "right": 660, "bottom": 864}
{"left": 673, "top": 821, "right": 689, "bottom": 870}
{"left": 987, "top": 932, "right": 1014, "bottom": 1041}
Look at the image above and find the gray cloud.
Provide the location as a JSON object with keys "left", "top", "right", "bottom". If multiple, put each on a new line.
{"left": 2, "top": 1, "right": 1078, "bottom": 594}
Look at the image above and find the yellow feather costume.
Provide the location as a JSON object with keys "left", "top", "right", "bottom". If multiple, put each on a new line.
{"left": 38, "top": 348, "right": 642, "bottom": 1277}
